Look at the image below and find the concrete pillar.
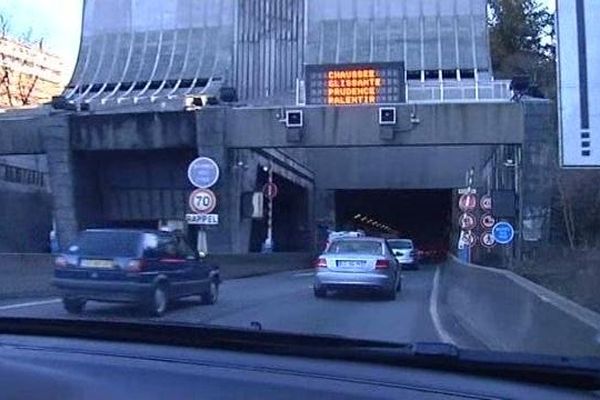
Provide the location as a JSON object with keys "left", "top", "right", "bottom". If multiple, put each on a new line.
{"left": 519, "top": 99, "right": 555, "bottom": 259}
{"left": 233, "top": 149, "right": 259, "bottom": 252}
{"left": 41, "top": 115, "right": 79, "bottom": 250}
{"left": 195, "top": 107, "right": 247, "bottom": 254}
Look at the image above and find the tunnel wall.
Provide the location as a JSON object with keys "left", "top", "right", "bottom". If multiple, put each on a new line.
{"left": 0, "top": 185, "right": 52, "bottom": 253}
{"left": 439, "top": 256, "right": 600, "bottom": 357}
{"left": 309, "top": 147, "right": 493, "bottom": 190}
{"left": 0, "top": 252, "right": 313, "bottom": 300}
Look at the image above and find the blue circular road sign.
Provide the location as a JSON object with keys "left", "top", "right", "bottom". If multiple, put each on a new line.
{"left": 188, "top": 157, "right": 220, "bottom": 189}
{"left": 492, "top": 221, "right": 515, "bottom": 245}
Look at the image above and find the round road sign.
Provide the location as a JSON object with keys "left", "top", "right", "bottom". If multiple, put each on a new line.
{"left": 480, "top": 232, "right": 496, "bottom": 248}
{"left": 481, "top": 213, "right": 496, "bottom": 229}
{"left": 188, "top": 157, "right": 220, "bottom": 189}
{"left": 459, "top": 193, "right": 477, "bottom": 211}
{"left": 458, "top": 213, "right": 477, "bottom": 231}
{"left": 480, "top": 195, "right": 492, "bottom": 211}
{"left": 263, "top": 183, "right": 278, "bottom": 200}
{"left": 492, "top": 221, "right": 515, "bottom": 245}
{"left": 189, "top": 189, "right": 217, "bottom": 214}
{"left": 460, "top": 231, "right": 477, "bottom": 248}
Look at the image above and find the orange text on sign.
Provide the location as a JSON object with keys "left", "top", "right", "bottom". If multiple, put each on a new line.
{"left": 326, "top": 69, "right": 381, "bottom": 105}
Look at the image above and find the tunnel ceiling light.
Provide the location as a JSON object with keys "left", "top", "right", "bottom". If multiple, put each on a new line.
{"left": 354, "top": 214, "right": 362, "bottom": 219}
{"left": 360, "top": 217, "right": 368, "bottom": 222}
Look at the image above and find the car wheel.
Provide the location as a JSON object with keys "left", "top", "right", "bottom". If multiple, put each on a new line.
{"left": 201, "top": 279, "right": 219, "bottom": 305}
{"left": 63, "top": 297, "right": 85, "bottom": 314}
{"left": 384, "top": 284, "right": 397, "bottom": 300}
{"left": 313, "top": 286, "right": 327, "bottom": 298}
{"left": 145, "top": 284, "right": 169, "bottom": 317}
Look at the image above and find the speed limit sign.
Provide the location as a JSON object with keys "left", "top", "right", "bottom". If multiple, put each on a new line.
{"left": 189, "top": 189, "right": 217, "bottom": 214}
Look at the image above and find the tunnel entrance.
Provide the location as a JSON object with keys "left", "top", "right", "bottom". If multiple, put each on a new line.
{"left": 334, "top": 189, "right": 452, "bottom": 254}
{"left": 249, "top": 170, "right": 310, "bottom": 253}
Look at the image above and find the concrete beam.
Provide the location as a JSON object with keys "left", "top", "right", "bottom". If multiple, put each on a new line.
{"left": 71, "top": 112, "right": 197, "bottom": 150}
{"left": 0, "top": 115, "right": 45, "bottom": 154}
{"left": 208, "top": 102, "right": 525, "bottom": 149}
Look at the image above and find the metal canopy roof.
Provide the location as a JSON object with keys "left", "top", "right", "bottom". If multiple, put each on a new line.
{"left": 66, "top": 0, "right": 490, "bottom": 106}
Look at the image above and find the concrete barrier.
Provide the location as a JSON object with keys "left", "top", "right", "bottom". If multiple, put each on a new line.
{"left": 0, "top": 253, "right": 313, "bottom": 300}
{"left": 439, "top": 255, "right": 600, "bottom": 357}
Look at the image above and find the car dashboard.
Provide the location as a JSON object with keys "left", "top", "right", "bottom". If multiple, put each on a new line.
{"left": 0, "top": 334, "right": 597, "bottom": 400}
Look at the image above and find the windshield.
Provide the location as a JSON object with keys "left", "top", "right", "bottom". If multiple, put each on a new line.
{"left": 66, "top": 231, "right": 142, "bottom": 258}
{"left": 1, "top": 0, "right": 599, "bottom": 369}
{"left": 326, "top": 240, "right": 383, "bottom": 255}
{"left": 388, "top": 240, "right": 413, "bottom": 250}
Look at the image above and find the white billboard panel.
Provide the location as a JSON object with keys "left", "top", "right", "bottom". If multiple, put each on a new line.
{"left": 558, "top": 0, "right": 600, "bottom": 167}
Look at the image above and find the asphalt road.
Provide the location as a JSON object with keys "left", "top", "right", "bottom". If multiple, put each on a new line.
{"left": 0, "top": 265, "right": 444, "bottom": 344}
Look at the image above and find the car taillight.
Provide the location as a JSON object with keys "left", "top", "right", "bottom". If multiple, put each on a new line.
{"left": 375, "top": 259, "right": 390, "bottom": 269}
{"left": 55, "top": 256, "right": 67, "bottom": 268}
{"left": 127, "top": 259, "right": 147, "bottom": 272}
{"left": 313, "top": 258, "right": 327, "bottom": 268}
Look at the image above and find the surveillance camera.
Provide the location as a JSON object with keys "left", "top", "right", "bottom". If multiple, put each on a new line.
{"left": 379, "top": 107, "right": 396, "bottom": 126}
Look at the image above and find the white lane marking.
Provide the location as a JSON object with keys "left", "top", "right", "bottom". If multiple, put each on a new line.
{"left": 429, "top": 267, "right": 455, "bottom": 345}
{"left": 0, "top": 299, "right": 61, "bottom": 311}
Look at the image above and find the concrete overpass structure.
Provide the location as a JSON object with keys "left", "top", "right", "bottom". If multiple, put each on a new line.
{"left": 0, "top": 0, "right": 554, "bottom": 261}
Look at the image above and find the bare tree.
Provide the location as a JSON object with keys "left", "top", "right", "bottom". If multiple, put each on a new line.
{"left": 0, "top": 14, "right": 9, "bottom": 38}
{"left": 0, "top": 12, "right": 44, "bottom": 107}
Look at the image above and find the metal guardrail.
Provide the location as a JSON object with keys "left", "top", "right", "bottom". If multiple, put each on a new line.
{"left": 0, "top": 163, "right": 46, "bottom": 187}
{"left": 407, "top": 80, "right": 512, "bottom": 103}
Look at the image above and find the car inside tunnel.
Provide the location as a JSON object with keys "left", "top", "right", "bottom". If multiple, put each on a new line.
{"left": 334, "top": 189, "right": 452, "bottom": 256}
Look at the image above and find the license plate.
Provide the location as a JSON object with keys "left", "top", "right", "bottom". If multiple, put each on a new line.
{"left": 338, "top": 260, "right": 365, "bottom": 268}
{"left": 80, "top": 259, "right": 114, "bottom": 269}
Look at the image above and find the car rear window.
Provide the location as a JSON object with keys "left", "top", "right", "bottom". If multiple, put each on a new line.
{"left": 326, "top": 240, "right": 383, "bottom": 255}
{"left": 66, "top": 231, "right": 142, "bottom": 257}
{"left": 388, "top": 240, "right": 413, "bottom": 250}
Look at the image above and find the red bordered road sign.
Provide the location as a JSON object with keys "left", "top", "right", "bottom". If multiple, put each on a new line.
{"left": 459, "top": 193, "right": 477, "bottom": 211}
{"left": 189, "top": 189, "right": 217, "bottom": 214}
{"left": 480, "top": 232, "right": 496, "bottom": 248}
{"left": 263, "top": 183, "right": 279, "bottom": 200}
{"left": 459, "top": 231, "right": 477, "bottom": 248}
{"left": 458, "top": 213, "right": 477, "bottom": 231}
{"left": 481, "top": 213, "right": 496, "bottom": 229}
{"left": 480, "top": 194, "right": 492, "bottom": 211}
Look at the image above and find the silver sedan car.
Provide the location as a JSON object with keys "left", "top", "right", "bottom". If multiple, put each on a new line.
{"left": 313, "top": 237, "right": 402, "bottom": 300}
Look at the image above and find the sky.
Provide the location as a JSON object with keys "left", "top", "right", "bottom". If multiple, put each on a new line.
{"left": 0, "top": 0, "right": 84, "bottom": 77}
{"left": 0, "top": 0, "right": 556, "bottom": 80}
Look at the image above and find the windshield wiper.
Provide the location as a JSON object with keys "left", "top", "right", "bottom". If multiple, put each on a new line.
{"left": 0, "top": 318, "right": 597, "bottom": 390}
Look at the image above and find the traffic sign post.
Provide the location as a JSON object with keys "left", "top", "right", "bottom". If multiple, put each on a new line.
{"left": 189, "top": 189, "right": 217, "bottom": 214}
{"left": 262, "top": 163, "right": 276, "bottom": 253}
{"left": 188, "top": 157, "right": 220, "bottom": 189}
{"left": 492, "top": 221, "right": 515, "bottom": 245}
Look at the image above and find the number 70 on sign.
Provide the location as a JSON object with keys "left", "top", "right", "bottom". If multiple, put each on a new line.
{"left": 189, "top": 189, "right": 217, "bottom": 214}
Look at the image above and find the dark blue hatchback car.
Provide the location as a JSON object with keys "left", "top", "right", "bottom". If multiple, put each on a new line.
{"left": 53, "top": 229, "right": 220, "bottom": 316}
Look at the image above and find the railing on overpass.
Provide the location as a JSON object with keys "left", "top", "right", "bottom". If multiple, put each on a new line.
{"left": 0, "top": 162, "right": 47, "bottom": 188}
{"left": 407, "top": 80, "right": 512, "bottom": 103}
